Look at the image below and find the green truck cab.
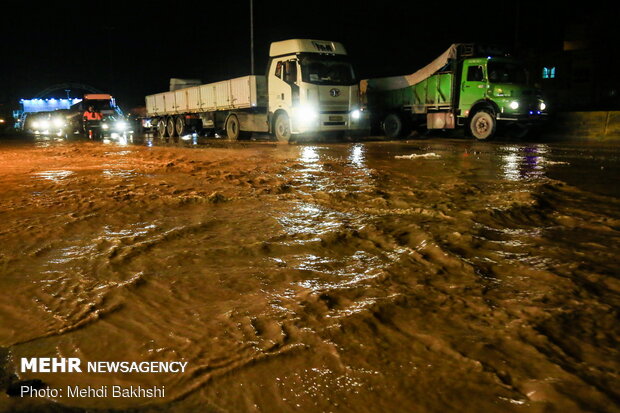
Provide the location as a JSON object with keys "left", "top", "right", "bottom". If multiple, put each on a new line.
{"left": 361, "top": 44, "right": 547, "bottom": 140}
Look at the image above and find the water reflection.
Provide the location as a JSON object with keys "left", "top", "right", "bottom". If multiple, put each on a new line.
{"left": 300, "top": 146, "right": 321, "bottom": 165}
{"left": 273, "top": 144, "right": 383, "bottom": 312}
{"left": 103, "top": 133, "right": 134, "bottom": 146}
{"left": 501, "top": 145, "right": 550, "bottom": 181}
{"left": 33, "top": 170, "right": 74, "bottom": 181}
{"left": 276, "top": 203, "right": 348, "bottom": 239}
{"left": 33, "top": 134, "right": 69, "bottom": 147}
{"left": 102, "top": 169, "right": 136, "bottom": 179}
{"left": 180, "top": 133, "right": 199, "bottom": 145}
{"left": 348, "top": 144, "right": 365, "bottom": 169}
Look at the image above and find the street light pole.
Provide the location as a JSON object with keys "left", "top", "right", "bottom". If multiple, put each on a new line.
{"left": 250, "top": 0, "right": 255, "bottom": 75}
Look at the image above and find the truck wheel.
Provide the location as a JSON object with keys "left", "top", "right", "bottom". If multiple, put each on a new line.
{"left": 225, "top": 115, "right": 241, "bottom": 141}
{"left": 382, "top": 113, "right": 410, "bottom": 139}
{"left": 166, "top": 117, "right": 177, "bottom": 139}
{"left": 273, "top": 113, "right": 291, "bottom": 143}
{"left": 469, "top": 110, "right": 496, "bottom": 140}
{"left": 157, "top": 119, "right": 168, "bottom": 138}
{"left": 175, "top": 116, "right": 187, "bottom": 137}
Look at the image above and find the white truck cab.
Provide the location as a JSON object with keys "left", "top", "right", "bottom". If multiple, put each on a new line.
{"left": 267, "top": 39, "right": 361, "bottom": 141}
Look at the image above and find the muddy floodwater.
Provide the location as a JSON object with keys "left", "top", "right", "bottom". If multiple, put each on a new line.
{"left": 0, "top": 135, "right": 619, "bottom": 413}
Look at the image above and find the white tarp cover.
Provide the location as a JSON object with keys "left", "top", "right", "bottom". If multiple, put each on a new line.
{"left": 361, "top": 44, "right": 459, "bottom": 94}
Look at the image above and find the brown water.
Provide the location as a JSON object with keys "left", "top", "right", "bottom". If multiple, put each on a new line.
{"left": 0, "top": 136, "right": 619, "bottom": 412}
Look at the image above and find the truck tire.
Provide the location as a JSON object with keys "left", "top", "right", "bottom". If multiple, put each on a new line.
{"left": 273, "top": 112, "right": 291, "bottom": 143}
{"left": 175, "top": 116, "right": 187, "bottom": 137}
{"left": 166, "top": 117, "right": 177, "bottom": 139}
{"left": 225, "top": 114, "right": 241, "bottom": 141}
{"left": 157, "top": 119, "right": 168, "bottom": 138}
{"left": 469, "top": 110, "right": 496, "bottom": 140}
{"left": 382, "top": 113, "right": 410, "bottom": 139}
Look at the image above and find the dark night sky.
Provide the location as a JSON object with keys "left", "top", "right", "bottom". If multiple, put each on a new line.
{"left": 0, "top": 1, "right": 617, "bottom": 109}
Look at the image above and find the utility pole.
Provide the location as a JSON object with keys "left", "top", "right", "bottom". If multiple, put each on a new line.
{"left": 250, "top": 0, "right": 255, "bottom": 75}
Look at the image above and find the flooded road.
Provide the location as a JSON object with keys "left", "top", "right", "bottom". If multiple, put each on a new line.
{"left": 0, "top": 135, "right": 619, "bottom": 412}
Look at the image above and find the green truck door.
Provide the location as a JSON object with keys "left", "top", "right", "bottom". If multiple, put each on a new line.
{"left": 459, "top": 62, "right": 487, "bottom": 116}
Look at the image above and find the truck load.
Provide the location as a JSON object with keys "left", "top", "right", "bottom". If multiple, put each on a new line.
{"left": 361, "top": 44, "right": 547, "bottom": 140}
{"left": 144, "top": 39, "right": 362, "bottom": 142}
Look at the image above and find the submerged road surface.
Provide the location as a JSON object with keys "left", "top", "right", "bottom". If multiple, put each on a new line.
{"left": 0, "top": 135, "right": 619, "bottom": 412}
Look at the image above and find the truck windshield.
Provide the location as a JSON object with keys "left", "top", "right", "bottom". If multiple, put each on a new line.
{"left": 488, "top": 61, "right": 527, "bottom": 85}
{"left": 299, "top": 54, "right": 356, "bottom": 86}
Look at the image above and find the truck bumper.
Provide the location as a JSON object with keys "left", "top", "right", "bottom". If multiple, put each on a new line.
{"left": 292, "top": 112, "right": 364, "bottom": 134}
{"left": 498, "top": 112, "right": 548, "bottom": 123}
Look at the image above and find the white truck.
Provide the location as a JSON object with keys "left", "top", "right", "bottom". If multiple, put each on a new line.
{"left": 144, "top": 39, "right": 362, "bottom": 142}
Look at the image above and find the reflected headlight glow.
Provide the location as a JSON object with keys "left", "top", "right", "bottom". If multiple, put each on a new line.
{"left": 32, "top": 121, "right": 40, "bottom": 129}
{"left": 40, "top": 120, "right": 50, "bottom": 129}
{"left": 115, "top": 121, "right": 127, "bottom": 131}
{"left": 102, "top": 124, "right": 109, "bottom": 130}
{"left": 53, "top": 118, "right": 64, "bottom": 128}
{"left": 509, "top": 101, "right": 520, "bottom": 110}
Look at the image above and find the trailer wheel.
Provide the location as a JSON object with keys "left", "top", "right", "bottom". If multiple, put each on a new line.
{"left": 166, "top": 117, "right": 177, "bottom": 140}
{"left": 157, "top": 119, "right": 168, "bottom": 138}
{"left": 225, "top": 115, "right": 241, "bottom": 141}
{"left": 175, "top": 116, "right": 187, "bottom": 137}
{"left": 273, "top": 112, "right": 291, "bottom": 143}
{"left": 382, "top": 113, "right": 410, "bottom": 139}
{"left": 469, "top": 110, "right": 496, "bottom": 140}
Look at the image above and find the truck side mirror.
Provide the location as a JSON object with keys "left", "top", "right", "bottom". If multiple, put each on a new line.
{"left": 284, "top": 61, "right": 297, "bottom": 84}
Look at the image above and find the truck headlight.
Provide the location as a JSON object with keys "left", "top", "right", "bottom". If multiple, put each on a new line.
{"left": 540, "top": 102, "right": 546, "bottom": 111}
{"left": 295, "top": 105, "right": 318, "bottom": 124}
{"left": 351, "top": 109, "right": 361, "bottom": 120}
{"left": 40, "top": 120, "right": 50, "bottom": 129}
{"left": 53, "top": 118, "right": 64, "bottom": 128}
{"left": 115, "top": 121, "right": 127, "bottom": 131}
{"left": 509, "top": 101, "right": 519, "bottom": 110}
{"left": 32, "top": 121, "right": 40, "bottom": 129}
{"left": 102, "top": 124, "right": 109, "bottom": 130}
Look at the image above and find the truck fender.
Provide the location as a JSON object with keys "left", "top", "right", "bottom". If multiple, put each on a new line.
{"left": 469, "top": 100, "right": 499, "bottom": 119}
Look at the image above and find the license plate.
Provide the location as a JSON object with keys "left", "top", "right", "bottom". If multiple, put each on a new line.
{"left": 329, "top": 116, "right": 343, "bottom": 121}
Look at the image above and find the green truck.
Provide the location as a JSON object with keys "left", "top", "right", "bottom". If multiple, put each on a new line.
{"left": 361, "top": 44, "right": 547, "bottom": 140}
